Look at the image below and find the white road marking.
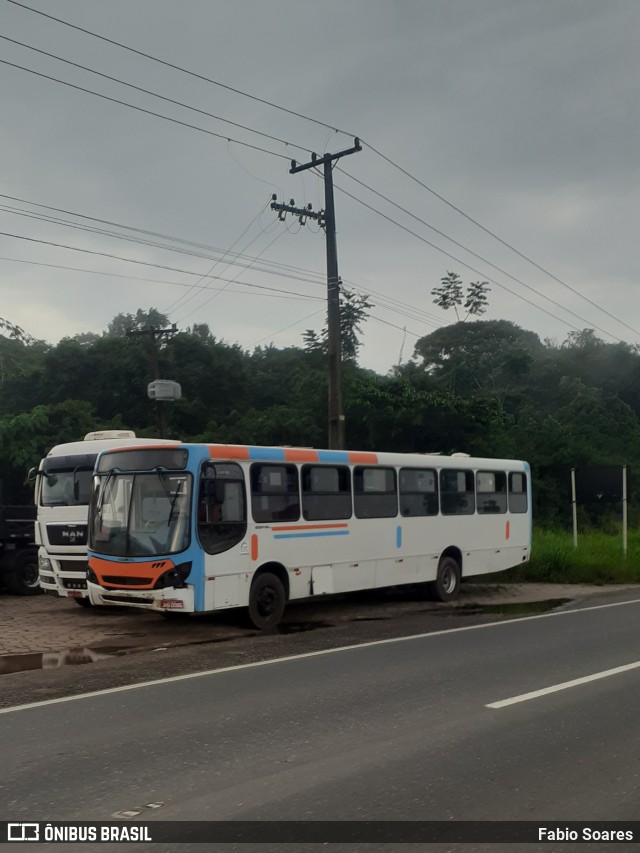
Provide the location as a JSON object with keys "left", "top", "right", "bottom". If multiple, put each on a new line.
{"left": 487, "top": 660, "right": 640, "bottom": 708}
{"left": 2, "top": 596, "right": 640, "bottom": 715}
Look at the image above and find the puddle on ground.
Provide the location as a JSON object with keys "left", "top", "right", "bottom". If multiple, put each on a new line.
{"left": 349, "top": 616, "right": 392, "bottom": 622}
{"left": 278, "top": 621, "right": 334, "bottom": 634}
{"left": 0, "top": 646, "right": 126, "bottom": 675}
{"left": 436, "top": 598, "right": 572, "bottom": 617}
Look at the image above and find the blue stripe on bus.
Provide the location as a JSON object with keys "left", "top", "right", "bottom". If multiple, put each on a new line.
{"left": 249, "top": 446, "right": 286, "bottom": 461}
{"left": 273, "top": 530, "right": 350, "bottom": 540}
{"left": 317, "top": 450, "right": 350, "bottom": 464}
{"left": 396, "top": 525, "right": 402, "bottom": 548}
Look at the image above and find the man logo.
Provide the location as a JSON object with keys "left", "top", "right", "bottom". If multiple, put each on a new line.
{"left": 8, "top": 823, "right": 39, "bottom": 841}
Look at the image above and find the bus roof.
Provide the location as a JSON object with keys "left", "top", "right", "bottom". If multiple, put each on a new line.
{"left": 97, "top": 442, "right": 528, "bottom": 470}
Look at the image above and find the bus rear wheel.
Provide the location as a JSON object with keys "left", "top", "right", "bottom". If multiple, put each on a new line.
{"left": 248, "top": 572, "right": 286, "bottom": 630}
{"left": 428, "top": 556, "right": 461, "bottom": 602}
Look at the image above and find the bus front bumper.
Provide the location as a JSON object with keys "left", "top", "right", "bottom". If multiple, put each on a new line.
{"left": 87, "top": 582, "right": 195, "bottom": 612}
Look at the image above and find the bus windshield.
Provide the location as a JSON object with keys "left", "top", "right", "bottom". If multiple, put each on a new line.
{"left": 89, "top": 470, "right": 192, "bottom": 558}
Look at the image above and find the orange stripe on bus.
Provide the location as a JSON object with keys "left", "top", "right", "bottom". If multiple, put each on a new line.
{"left": 88, "top": 556, "right": 175, "bottom": 589}
{"left": 505, "top": 520, "right": 511, "bottom": 540}
{"left": 283, "top": 448, "right": 319, "bottom": 462}
{"left": 208, "top": 444, "right": 250, "bottom": 459}
{"left": 251, "top": 534, "right": 258, "bottom": 561}
{"left": 348, "top": 451, "right": 378, "bottom": 464}
{"left": 271, "top": 523, "right": 349, "bottom": 532}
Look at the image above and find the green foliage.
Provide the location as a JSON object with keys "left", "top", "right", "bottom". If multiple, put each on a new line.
{"left": 499, "top": 529, "right": 640, "bottom": 584}
{"left": 106, "top": 308, "right": 171, "bottom": 337}
{"left": 4, "top": 302, "right": 640, "bottom": 544}
{"left": 413, "top": 319, "right": 542, "bottom": 397}
{"left": 302, "top": 289, "right": 372, "bottom": 363}
{"left": 431, "top": 271, "right": 490, "bottom": 322}
{"left": 0, "top": 400, "right": 98, "bottom": 501}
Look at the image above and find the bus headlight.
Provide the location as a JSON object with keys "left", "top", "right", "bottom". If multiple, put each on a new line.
{"left": 154, "top": 562, "right": 191, "bottom": 589}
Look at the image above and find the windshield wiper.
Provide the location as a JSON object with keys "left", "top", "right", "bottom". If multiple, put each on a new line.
{"left": 153, "top": 467, "right": 184, "bottom": 527}
{"left": 96, "top": 468, "right": 119, "bottom": 528}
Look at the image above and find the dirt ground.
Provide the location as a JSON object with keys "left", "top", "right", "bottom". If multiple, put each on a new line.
{"left": 2, "top": 581, "right": 638, "bottom": 661}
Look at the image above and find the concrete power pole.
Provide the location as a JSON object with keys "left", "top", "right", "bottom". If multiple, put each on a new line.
{"left": 272, "top": 137, "right": 361, "bottom": 449}
{"left": 126, "top": 325, "right": 177, "bottom": 437}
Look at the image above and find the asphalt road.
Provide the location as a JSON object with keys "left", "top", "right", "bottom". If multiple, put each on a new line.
{"left": 2, "top": 594, "right": 640, "bottom": 852}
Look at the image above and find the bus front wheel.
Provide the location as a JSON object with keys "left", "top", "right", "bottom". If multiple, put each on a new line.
{"left": 429, "top": 556, "right": 461, "bottom": 602}
{"left": 248, "top": 572, "right": 286, "bottom": 630}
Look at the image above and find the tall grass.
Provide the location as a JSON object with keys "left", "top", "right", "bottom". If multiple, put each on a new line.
{"left": 493, "top": 529, "right": 640, "bottom": 584}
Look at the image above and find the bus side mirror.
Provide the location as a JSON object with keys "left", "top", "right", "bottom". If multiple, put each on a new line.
{"left": 27, "top": 467, "right": 38, "bottom": 483}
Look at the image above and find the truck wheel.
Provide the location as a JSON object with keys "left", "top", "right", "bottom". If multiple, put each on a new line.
{"left": 5, "top": 549, "right": 41, "bottom": 595}
{"left": 74, "top": 597, "right": 93, "bottom": 608}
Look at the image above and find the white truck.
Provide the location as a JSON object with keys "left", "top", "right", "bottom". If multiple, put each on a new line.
{"left": 35, "top": 431, "right": 175, "bottom": 605}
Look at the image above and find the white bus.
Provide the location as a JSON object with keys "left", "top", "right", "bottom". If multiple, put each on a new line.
{"left": 86, "top": 442, "right": 532, "bottom": 628}
{"left": 35, "top": 431, "right": 178, "bottom": 604}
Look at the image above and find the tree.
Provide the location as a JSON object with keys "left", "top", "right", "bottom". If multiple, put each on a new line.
{"left": 431, "top": 272, "right": 490, "bottom": 321}
{"left": 302, "top": 288, "right": 372, "bottom": 363}
{"left": 106, "top": 308, "right": 171, "bottom": 337}
{"left": 413, "top": 320, "right": 542, "bottom": 397}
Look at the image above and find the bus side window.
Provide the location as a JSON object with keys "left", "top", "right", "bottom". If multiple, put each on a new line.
{"left": 509, "top": 472, "right": 528, "bottom": 513}
{"left": 440, "top": 469, "right": 475, "bottom": 515}
{"left": 353, "top": 467, "right": 397, "bottom": 519}
{"left": 301, "top": 465, "right": 352, "bottom": 520}
{"left": 399, "top": 468, "right": 438, "bottom": 516}
{"left": 250, "top": 463, "right": 300, "bottom": 523}
{"left": 476, "top": 471, "right": 507, "bottom": 514}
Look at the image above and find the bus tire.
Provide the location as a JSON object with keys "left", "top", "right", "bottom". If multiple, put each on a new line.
{"left": 428, "top": 556, "right": 461, "bottom": 602}
{"left": 5, "top": 549, "right": 41, "bottom": 595}
{"left": 248, "top": 572, "right": 286, "bottom": 630}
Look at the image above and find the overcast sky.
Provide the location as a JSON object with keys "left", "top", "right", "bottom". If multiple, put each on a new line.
{"left": 2, "top": 0, "right": 640, "bottom": 374}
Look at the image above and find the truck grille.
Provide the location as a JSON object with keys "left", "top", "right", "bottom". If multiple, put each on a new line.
{"left": 46, "top": 524, "right": 87, "bottom": 546}
{"left": 59, "top": 560, "right": 88, "bottom": 575}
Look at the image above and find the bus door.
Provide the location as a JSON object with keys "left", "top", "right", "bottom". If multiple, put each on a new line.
{"left": 198, "top": 461, "right": 249, "bottom": 611}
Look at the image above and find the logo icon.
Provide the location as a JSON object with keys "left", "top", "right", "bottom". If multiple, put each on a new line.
{"left": 8, "top": 824, "right": 40, "bottom": 842}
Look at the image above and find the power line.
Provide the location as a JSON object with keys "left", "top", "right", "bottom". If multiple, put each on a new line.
{"left": 0, "top": 192, "right": 448, "bottom": 329}
{"left": 0, "top": 34, "right": 316, "bottom": 156}
{"left": 163, "top": 201, "right": 269, "bottom": 315}
{"left": 0, "top": 230, "right": 325, "bottom": 292}
{"left": 337, "top": 167, "right": 640, "bottom": 341}
{"left": 331, "top": 182, "right": 626, "bottom": 343}
{"left": 7, "top": 0, "right": 614, "bottom": 339}
{"left": 361, "top": 140, "right": 638, "bottom": 338}
{"left": 0, "top": 201, "right": 328, "bottom": 286}
{"left": 251, "top": 309, "right": 326, "bottom": 347}
{"left": 0, "top": 58, "right": 292, "bottom": 162}
{"left": 175, "top": 225, "right": 290, "bottom": 324}
{"left": 0, "top": 192, "right": 327, "bottom": 282}
{"left": 0, "top": 255, "right": 321, "bottom": 302}
{"left": 6, "top": 0, "right": 355, "bottom": 139}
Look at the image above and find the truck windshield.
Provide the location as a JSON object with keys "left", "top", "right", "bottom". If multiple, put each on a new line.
{"left": 89, "top": 470, "right": 192, "bottom": 558}
{"left": 41, "top": 467, "right": 94, "bottom": 507}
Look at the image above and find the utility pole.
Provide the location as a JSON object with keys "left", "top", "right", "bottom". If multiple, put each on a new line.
{"left": 127, "top": 325, "right": 177, "bottom": 437}
{"left": 272, "top": 137, "right": 361, "bottom": 449}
